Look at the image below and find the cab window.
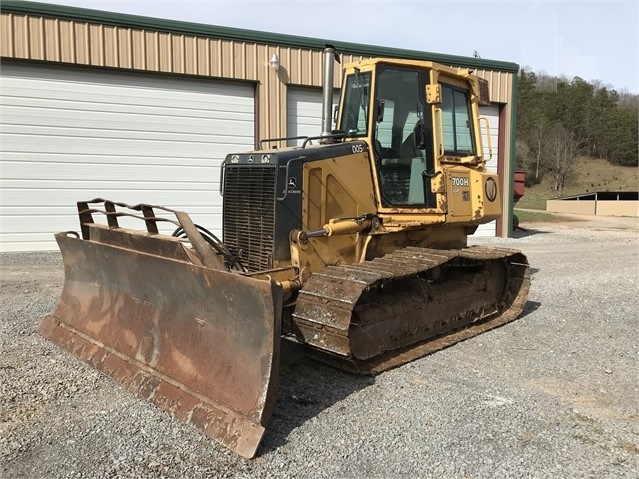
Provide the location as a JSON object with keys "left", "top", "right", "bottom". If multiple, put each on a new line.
{"left": 340, "top": 72, "right": 371, "bottom": 137}
{"left": 441, "top": 85, "right": 475, "bottom": 156}
{"left": 374, "top": 66, "right": 435, "bottom": 207}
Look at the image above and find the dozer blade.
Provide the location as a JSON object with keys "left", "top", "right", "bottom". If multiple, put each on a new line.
{"left": 41, "top": 230, "right": 282, "bottom": 459}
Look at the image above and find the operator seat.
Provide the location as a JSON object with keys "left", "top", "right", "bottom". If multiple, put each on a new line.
{"left": 399, "top": 120, "right": 424, "bottom": 159}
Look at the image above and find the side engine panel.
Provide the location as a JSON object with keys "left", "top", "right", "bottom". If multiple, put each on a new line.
{"left": 222, "top": 142, "right": 374, "bottom": 272}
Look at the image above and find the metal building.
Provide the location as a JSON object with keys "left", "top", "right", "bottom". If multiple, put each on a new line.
{"left": 0, "top": 1, "right": 520, "bottom": 251}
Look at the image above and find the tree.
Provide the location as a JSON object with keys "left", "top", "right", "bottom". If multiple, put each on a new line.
{"left": 516, "top": 68, "right": 639, "bottom": 177}
{"left": 586, "top": 84, "right": 619, "bottom": 158}
{"left": 527, "top": 111, "right": 550, "bottom": 180}
{"left": 603, "top": 107, "right": 639, "bottom": 166}
{"left": 517, "top": 69, "right": 539, "bottom": 133}
{"left": 517, "top": 69, "right": 551, "bottom": 181}
{"left": 617, "top": 88, "right": 639, "bottom": 109}
{"left": 543, "top": 123, "right": 580, "bottom": 195}
{"left": 515, "top": 138, "right": 529, "bottom": 169}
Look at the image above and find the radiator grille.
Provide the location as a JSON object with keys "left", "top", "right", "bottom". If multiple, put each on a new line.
{"left": 223, "top": 166, "right": 276, "bottom": 272}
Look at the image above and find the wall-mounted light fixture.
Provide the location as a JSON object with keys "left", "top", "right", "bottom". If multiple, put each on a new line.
{"left": 269, "top": 54, "right": 280, "bottom": 71}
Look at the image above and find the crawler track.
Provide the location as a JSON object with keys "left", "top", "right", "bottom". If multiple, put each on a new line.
{"left": 292, "top": 246, "right": 530, "bottom": 374}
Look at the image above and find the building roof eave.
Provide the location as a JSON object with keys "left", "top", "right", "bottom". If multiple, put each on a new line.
{"left": 0, "top": 0, "right": 520, "bottom": 73}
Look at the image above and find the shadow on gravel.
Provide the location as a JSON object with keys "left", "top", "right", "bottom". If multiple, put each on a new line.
{"left": 258, "top": 338, "right": 374, "bottom": 456}
{"left": 518, "top": 300, "right": 542, "bottom": 320}
{"left": 259, "top": 298, "right": 545, "bottom": 455}
{"left": 512, "top": 227, "right": 553, "bottom": 238}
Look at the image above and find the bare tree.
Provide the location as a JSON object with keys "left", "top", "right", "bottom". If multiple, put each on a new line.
{"left": 617, "top": 88, "right": 639, "bottom": 109}
{"left": 529, "top": 120, "right": 547, "bottom": 180}
{"left": 543, "top": 123, "right": 580, "bottom": 196}
{"left": 515, "top": 138, "right": 529, "bottom": 169}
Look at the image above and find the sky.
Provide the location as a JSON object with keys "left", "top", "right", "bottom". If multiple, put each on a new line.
{"left": 39, "top": 0, "right": 639, "bottom": 94}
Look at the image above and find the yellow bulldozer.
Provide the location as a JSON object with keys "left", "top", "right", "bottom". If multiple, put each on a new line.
{"left": 40, "top": 47, "right": 530, "bottom": 458}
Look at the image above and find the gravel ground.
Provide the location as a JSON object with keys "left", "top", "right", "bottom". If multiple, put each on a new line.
{"left": 1, "top": 215, "right": 638, "bottom": 478}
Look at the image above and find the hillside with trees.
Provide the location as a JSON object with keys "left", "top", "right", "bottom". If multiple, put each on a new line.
{"left": 515, "top": 70, "right": 638, "bottom": 197}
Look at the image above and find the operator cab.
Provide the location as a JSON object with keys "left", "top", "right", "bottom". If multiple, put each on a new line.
{"left": 338, "top": 61, "right": 479, "bottom": 210}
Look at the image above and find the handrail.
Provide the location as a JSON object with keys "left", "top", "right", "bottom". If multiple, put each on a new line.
{"left": 219, "top": 160, "right": 226, "bottom": 196}
{"left": 434, "top": 107, "right": 444, "bottom": 158}
{"left": 301, "top": 132, "right": 346, "bottom": 149}
{"left": 259, "top": 136, "right": 308, "bottom": 148}
{"left": 276, "top": 158, "right": 304, "bottom": 202}
{"left": 478, "top": 116, "right": 493, "bottom": 161}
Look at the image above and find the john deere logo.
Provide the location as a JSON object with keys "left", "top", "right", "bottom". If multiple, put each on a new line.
{"left": 485, "top": 178, "right": 497, "bottom": 202}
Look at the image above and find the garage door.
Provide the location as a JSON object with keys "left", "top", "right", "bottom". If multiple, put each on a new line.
{"left": 287, "top": 87, "right": 340, "bottom": 146}
{"left": 472, "top": 104, "right": 500, "bottom": 237}
{"left": 0, "top": 63, "right": 255, "bottom": 252}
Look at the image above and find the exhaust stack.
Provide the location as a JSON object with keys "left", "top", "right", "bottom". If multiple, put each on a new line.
{"left": 321, "top": 45, "right": 339, "bottom": 138}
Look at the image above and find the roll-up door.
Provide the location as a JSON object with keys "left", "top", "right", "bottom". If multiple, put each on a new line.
{"left": 1, "top": 63, "right": 255, "bottom": 251}
{"left": 286, "top": 87, "right": 340, "bottom": 146}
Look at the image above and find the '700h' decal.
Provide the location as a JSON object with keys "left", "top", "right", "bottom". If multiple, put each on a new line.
{"left": 451, "top": 177, "right": 469, "bottom": 187}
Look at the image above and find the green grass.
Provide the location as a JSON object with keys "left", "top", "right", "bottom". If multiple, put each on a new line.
{"left": 516, "top": 158, "right": 639, "bottom": 210}
{"left": 513, "top": 209, "right": 579, "bottom": 223}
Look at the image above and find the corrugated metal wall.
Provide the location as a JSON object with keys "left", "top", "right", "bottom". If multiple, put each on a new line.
{"left": 0, "top": 12, "right": 511, "bottom": 138}
{"left": 0, "top": 10, "right": 515, "bottom": 236}
{"left": 0, "top": 12, "right": 369, "bottom": 145}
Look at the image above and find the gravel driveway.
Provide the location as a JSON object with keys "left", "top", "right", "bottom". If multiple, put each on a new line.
{"left": 1, "top": 215, "right": 638, "bottom": 478}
